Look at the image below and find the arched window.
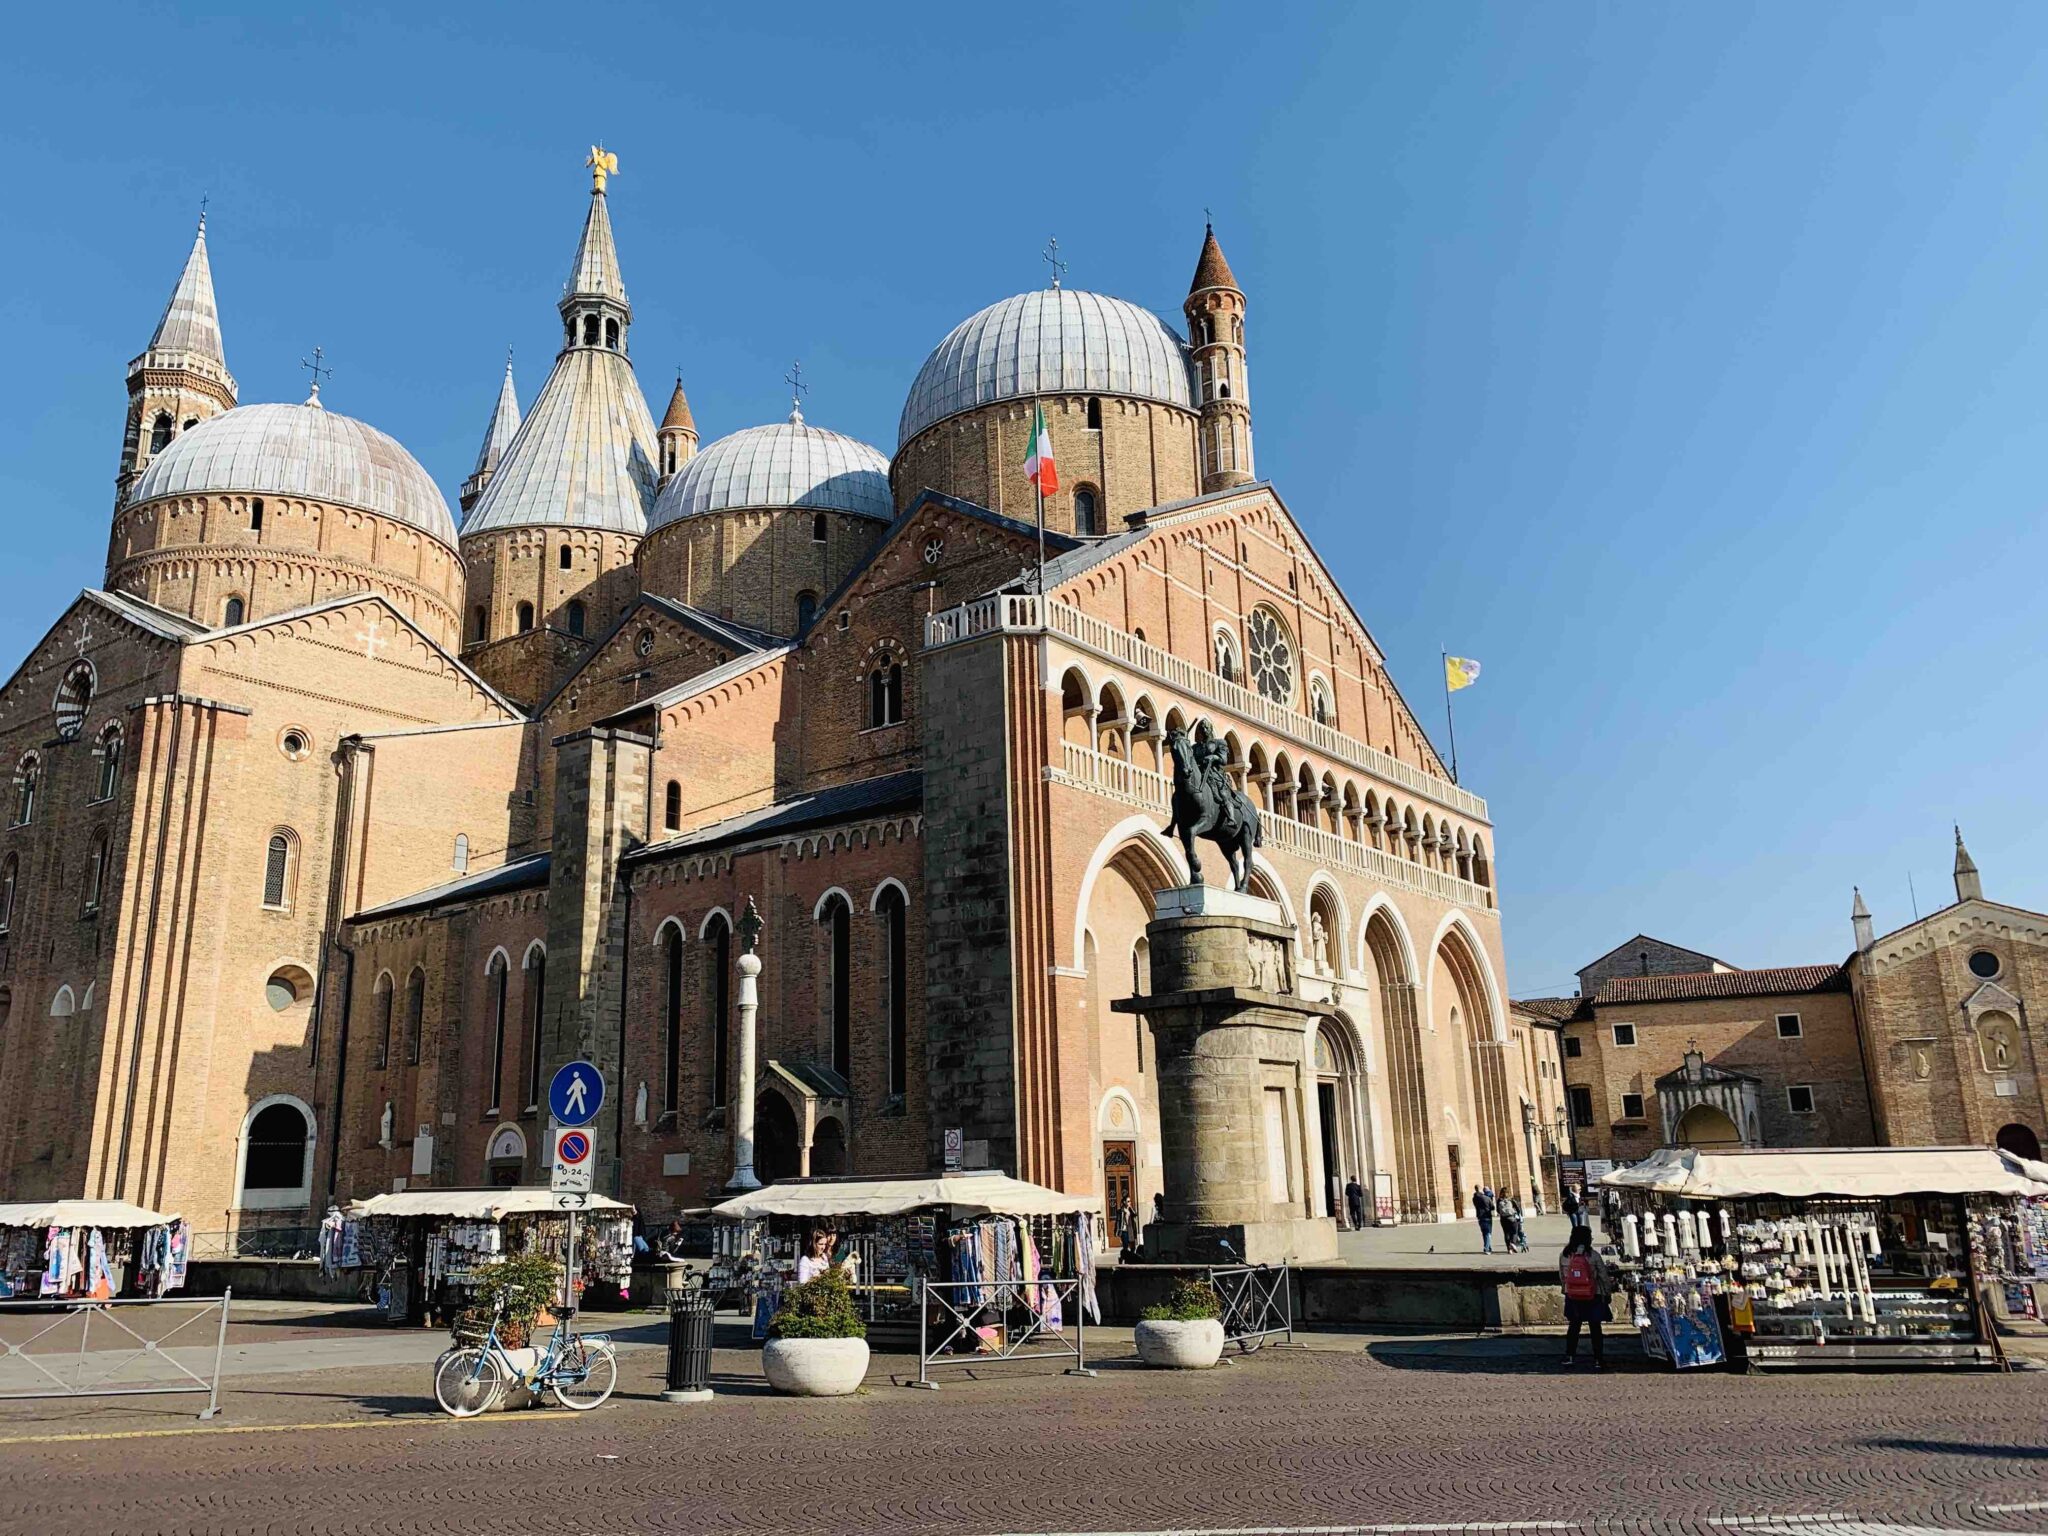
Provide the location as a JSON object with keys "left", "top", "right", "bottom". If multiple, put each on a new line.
{"left": 1073, "top": 485, "right": 1100, "bottom": 536}
{"left": 869, "top": 662, "right": 904, "bottom": 728}
{"left": 404, "top": 967, "right": 426, "bottom": 1066}
{"left": 54, "top": 663, "right": 94, "bottom": 741}
{"left": 812, "top": 512, "right": 828, "bottom": 544}
{"left": 149, "top": 413, "right": 173, "bottom": 455}
{"left": 796, "top": 591, "right": 817, "bottom": 632}
{"left": 567, "top": 600, "right": 586, "bottom": 638}
{"left": 1213, "top": 629, "right": 1239, "bottom": 685}
{"left": 453, "top": 834, "right": 470, "bottom": 874}
{"left": 486, "top": 952, "right": 509, "bottom": 1110}
{"left": 524, "top": 945, "right": 547, "bottom": 1108}
{"left": 262, "top": 831, "right": 295, "bottom": 910}
{"left": 516, "top": 602, "right": 534, "bottom": 633}
{"left": 582, "top": 315, "right": 601, "bottom": 347}
{"left": 662, "top": 924, "right": 685, "bottom": 1114}
{"left": 223, "top": 595, "right": 245, "bottom": 626}
{"left": 50, "top": 985, "right": 76, "bottom": 1019}
{"left": 1308, "top": 676, "right": 1333, "bottom": 726}
{"left": 241, "top": 1099, "right": 312, "bottom": 1205}
{"left": 706, "top": 914, "right": 731, "bottom": 1108}
{"left": 0, "top": 854, "right": 16, "bottom": 933}
{"left": 559, "top": 545, "right": 573, "bottom": 571}
{"left": 472, "top": 606, "right": 488, "bottom": 643}
{"left": 94, "top": 724, "right": 123, "bottom": 802}
{"left": 604, "top": 318, "right": 619, "bottom": 350}
{"left": 250, "top": 497, "right": 264, "bottom": 533}
{"left": 372, "top": 973, "right": 395, "bottom": 1070}
{"left": 12, "top": 755, "right": 36, "bottom": 829}
{"left": 664, "top": 780, "right": 682, "bottom": 833}
{"left": 1086, "top": 396, "right": 1103, "bottom": 430}
{"left": 821, "top": 894, "right": 852, "bottom": 1078}
{"left": 82, "top": 833, "right": 107, "bottom": 915}
{"left": 878, "top": 885, "right": 908, "bottom": 1100}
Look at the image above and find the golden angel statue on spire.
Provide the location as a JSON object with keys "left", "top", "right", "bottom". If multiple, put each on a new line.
{"left": 586, "top": 146, "right": 619, "bottom": 193}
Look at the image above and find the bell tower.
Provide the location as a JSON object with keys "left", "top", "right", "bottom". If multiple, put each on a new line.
{"left": 658, "top": 375, "right": 697, "bottom": 485}
{"left": 116, "top": 213, "right": 236, "bottom": 507}
{"left": 1184, "top": 222, "right": 1253, "bottom": 493}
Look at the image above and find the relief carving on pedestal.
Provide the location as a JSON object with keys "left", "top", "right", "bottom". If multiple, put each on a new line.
{"left": 1247, "top": 935, "right": 1286, "bottom": 994}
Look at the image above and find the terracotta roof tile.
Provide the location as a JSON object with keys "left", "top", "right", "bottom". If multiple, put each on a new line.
{"left": 1510, "top": 996, "right": 1584, "bottom": 1025}
{"left": 1189, "top": 226, "right": 1238, "bottom": 293}
{"left": 1592, "top": 965, "right": 1846, "bottom": 1005}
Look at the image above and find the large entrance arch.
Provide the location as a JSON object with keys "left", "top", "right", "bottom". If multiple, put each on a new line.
{"left": 1997, "top": 1122, "right": 2043, "bottom": 1163}
{"left": 1366, "top": 910, "right": 1436, "bottom": 1221}
{"left": 1675, "top": 1104, "right": 1743, "bottom": 1148}
{"left": 1435, "top": 924, "right": 1519, "bottom": 1203}
{"left": 1315, "top": 1017, "right": 1370, "bottom": 1222}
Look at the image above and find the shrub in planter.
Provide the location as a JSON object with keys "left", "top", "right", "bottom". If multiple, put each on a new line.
{"left": 1136, "top": 1277, "right": 1225, "bottom": 1369}
{"left": 457, "top": 1253, "right": 562, "bottom": 1350}
{"left": 762, "top": 1268, "right": 869, "bottom": 1396}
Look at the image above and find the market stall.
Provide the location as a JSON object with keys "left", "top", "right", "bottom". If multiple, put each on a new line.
{"left": 334, "top": 1189, "right": 636, "bottom": 1326}
{"left": 1600, "top": 1145, "right": 2040, "bottom": 1370}
{"left": 1986, "top": 1150, "right": 2048, "bottom": 1322}
{"left": 711, "top": 1172, "right": 1104, "bottom": 1350}
{"left": 0, "top": 1199, "right": 190, "bottom": 1300}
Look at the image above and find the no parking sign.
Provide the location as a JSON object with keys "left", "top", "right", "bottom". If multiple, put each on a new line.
{"left": 552, "top": 1125, "right": 593, "bottom": 1195}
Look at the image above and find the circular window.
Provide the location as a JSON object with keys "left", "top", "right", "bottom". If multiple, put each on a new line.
{"left": 279, "top": 728, "right": 311, "bottom": 762}
{"left": 1247, "top": 608, "right": 1295, "bottom": 706}
{"left": 266, "top": 965, "right": 312, "bottom": 1011}
{"left": 635, "top": 628, "right": 656, "bottom": 658}
{"left": 1969, "top": 950, "right": 2001, "bottom": 980}
{"left": 923, "top": 539, "right": 945, "bottom": 565}
{"left": 54, "top": 662, "right": 95, "bottom": 742}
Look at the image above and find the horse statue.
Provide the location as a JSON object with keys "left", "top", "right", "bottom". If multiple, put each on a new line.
{"left": 1162, "top": 722, "right": 1262, "bottom": 892}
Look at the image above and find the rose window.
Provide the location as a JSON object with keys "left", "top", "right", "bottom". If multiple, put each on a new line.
{"left": 1247, "top": 608, "right": 1294, "bottom": 706}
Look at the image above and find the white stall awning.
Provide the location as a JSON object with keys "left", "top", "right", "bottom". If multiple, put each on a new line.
{"left": 344, "top": 1189, "right": 633, "bottom": 1221}
{"left": 0, "top": 1199, "right": 175, "bottom": 1230}
{"left": 1601, "top": 1145, "right": 2040, "bottom": 1199}
{"left": 713, "top": 1173, "right": 1096, "bottom": 1220}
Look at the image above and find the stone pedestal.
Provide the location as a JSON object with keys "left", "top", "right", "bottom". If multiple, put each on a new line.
{"left": 1113, "top": 885, "right": 1338, "bottom": 1265}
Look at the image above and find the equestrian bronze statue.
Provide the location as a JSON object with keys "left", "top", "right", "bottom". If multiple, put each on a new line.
{"left": 1162, "top": 721, "right": 1263, "bottom": 892}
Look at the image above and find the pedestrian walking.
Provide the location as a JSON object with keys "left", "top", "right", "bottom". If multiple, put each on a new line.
{"left": 1499, "top": 1192, "right": 1527, "bottom": 1253}
{"left": 1559, "top": 1225, "right": 1612, "bottom": 1370}
{"left": 1472, "top": 1185, "right": 1495, "bottom": 1254}
{"left": 1345, "top": 1174, "right": 1366, "bottom": 1230}
{"left": 1561, "top": 1185, "right": 1580, "bottom": 1227}
{"left": 1117, "top": 1197, "right": 1138, "bottom": 1254}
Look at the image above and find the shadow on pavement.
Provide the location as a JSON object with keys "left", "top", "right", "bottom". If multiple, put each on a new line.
{"left": 1366, "top": 1336, "right": 1646, "bottom": 1374}
{"left": 1861, "top": 1437, "right": 2048, "bottom": 1459}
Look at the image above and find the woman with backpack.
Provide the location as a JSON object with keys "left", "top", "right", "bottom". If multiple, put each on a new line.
{"left": 1558, "top": 1225, "right": 1611, "bottom": 1370}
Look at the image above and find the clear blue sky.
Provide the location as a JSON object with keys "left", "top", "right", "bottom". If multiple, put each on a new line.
{"left": 2, "top": 3, "right": 2043, "bottom": 995}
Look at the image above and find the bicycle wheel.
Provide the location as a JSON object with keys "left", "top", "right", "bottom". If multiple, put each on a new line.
{"left": 548, "top": 1337, "right": 617, "bottom": 1411}
{"left": 435, "top": 1346, "right": 506, "bottom": 1418}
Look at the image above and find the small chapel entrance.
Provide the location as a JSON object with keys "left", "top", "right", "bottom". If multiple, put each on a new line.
{"left": 1675, "top": 1104, "right": 1743, "bottom": 1148}
{"left": 1997, "top": 1122, "right": 2043, "bottom": 1162}
{"left": 1102, "top": 1141, "right": 1136, "bottom": 1247}
{"left": 756, "top": 1094, "right": 801, "bottom": 1184}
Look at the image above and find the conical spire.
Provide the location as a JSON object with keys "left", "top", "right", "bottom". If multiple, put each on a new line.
{"left": 1851, "top": 886, "right": 1870, "bottom": 919}
{"left": 474, "top": 355, "right": 523, "bottom": 477}
{"left": 1954, "top": 825, "right": 1983, "bottom": 901}
{"left": 149, "top": 213, "right": 227, "bottom": 364}
{"left": 1189, "top": 222, "right": 1239, "bottom": 294}
{"left": 660, "top": 376, "right": 695, "bottom": 434}
{"left": 1851, "top": 886, "right": 1873, "bottom": 950}
{"left": 566, "top": 185, "right": 628, "bottom": 307}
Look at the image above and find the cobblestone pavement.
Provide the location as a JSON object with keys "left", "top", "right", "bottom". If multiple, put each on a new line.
{"left": 0, "top": 1332, "right": 2043, "bottom": 1535}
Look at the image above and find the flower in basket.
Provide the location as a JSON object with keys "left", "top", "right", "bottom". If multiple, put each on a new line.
{"left": 460, "top": 1253, "right": 563, "bottom": 1348}
{"left": 769, "top": 1267, "right": 868, "bottom": 1341}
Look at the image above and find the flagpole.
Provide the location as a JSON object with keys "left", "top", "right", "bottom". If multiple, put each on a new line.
{"left": 1441, "top": 648, "right": 1460, "bottom": 785}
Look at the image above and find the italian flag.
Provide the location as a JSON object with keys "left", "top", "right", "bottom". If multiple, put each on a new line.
{"left": 1024, "top": 402, "right": 1059, "bottom": 496}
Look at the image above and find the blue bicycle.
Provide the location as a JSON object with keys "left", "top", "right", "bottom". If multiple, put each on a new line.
{"left": 434, "top": 1304, "right": 617, "bottom": 1416}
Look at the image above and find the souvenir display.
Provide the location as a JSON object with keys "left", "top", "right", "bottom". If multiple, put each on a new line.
{"left": 336, "top": 1202, "right": 635, "bottom": 1325}
{"left": 0, "top": 1216, "right": 185, "bottom": 1300}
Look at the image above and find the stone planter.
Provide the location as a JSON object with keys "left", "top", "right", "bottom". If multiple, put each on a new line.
{"left": 761, "top": 1336, "right": 869, "bottom": 1397}
{"left": 1135, "top": 1317, "right": 1225, "bottom": 1369}
{"left": 435, "top": 1345, "right": 543, "bottom": 1412}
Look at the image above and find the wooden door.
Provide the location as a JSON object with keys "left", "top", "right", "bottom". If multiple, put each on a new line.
{"left": 1102, "top": 1141, "right": 1136, "bottom": 1247}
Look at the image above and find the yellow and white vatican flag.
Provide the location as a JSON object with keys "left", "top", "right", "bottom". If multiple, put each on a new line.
{"left": 1444, "top": 655, "right": 1482, "bottom": 692}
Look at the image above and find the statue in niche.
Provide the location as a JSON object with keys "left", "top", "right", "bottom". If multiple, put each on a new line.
{"left": 1310, "top": 911, "right": 1331, "bottom": 975}
{"left": 1248, "top": 936, "right": 1286, "bottom": 993}
{"left": 378, "top": 1100, "right": 394, "bottom": 1149}
{"left": 1910, "top": 1043, "right": 1933, "bottom": 1081}
{"left": 634, "top": 1081, "right": 649, "bottom": 1129}
{"left": 1978, "top": 1013, "right": 2019, "bottom": 1074}
{"left": 1163, "top": 721, "right": 1262, "bottom": 892}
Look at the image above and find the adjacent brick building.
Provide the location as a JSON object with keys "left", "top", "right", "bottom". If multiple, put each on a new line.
{"left": 1525, "top": 834, "right": 2046, "bottom": 1169}
{"left": 0, "top": 157, "right": 1534, "bottom": 1242}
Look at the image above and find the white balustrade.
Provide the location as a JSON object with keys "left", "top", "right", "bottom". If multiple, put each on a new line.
{"left": 925, "top": 594, "right": 1489, "bottom": 823}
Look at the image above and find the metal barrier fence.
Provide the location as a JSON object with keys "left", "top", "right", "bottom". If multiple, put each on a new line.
{"left": 0, "top": 1290, "right": 232, "bottom": 1419}
{"left": 1209, "top": 1264, "right": 1294, "bottom": 1350}
{"left": 187, "top": 1226, "right": 319, "bottom": 1261}
{"left": 913, "top": 1277, "right": 1096, "bottom": 1388}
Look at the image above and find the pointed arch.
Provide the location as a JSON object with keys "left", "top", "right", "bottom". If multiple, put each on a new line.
{"left": 1431, "top": 915, "right": 1517, "bottom": 1202}
{"left": 1364, "top": 902, "right": 1435, "bottom": 1222}
{"left": 1068, "top": 814, "right": 1189, "bottom": 969}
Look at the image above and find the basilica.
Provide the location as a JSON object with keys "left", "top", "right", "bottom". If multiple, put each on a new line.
{"left": 0, "top": 155, "right": 1551, "bottom": 1242}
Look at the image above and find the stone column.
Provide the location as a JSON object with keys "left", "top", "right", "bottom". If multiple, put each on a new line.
{"left": 1113, "top": 884, "right": 1338, "bottom": 1265}
{"left": 726, "top": 897, "right": 764, "bottom": 1192}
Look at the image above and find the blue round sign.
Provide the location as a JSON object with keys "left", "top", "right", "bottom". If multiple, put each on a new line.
{"left": 548, "top": 1061, "right": 604, "bottom": 1127}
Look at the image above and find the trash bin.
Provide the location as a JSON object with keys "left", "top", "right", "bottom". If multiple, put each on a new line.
{"left": 662, "top": 1288, "right": 715, "bottom": 1403}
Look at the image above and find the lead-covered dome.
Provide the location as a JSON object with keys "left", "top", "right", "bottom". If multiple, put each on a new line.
{"left": 898, "top": 289, "right": 1197, "bottom": 447}
{"left": 131, "top": 399, "right": 459, "bottom": 549}
{"left": 650, "top": 413, "right": 892, "bottom": 530}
